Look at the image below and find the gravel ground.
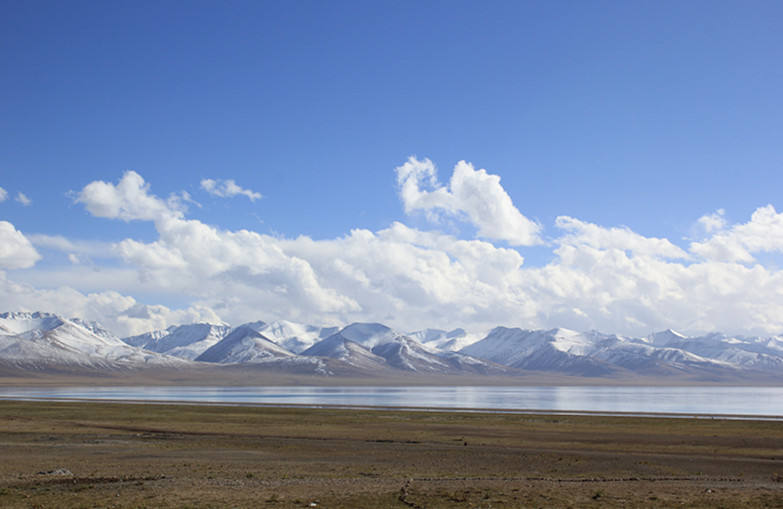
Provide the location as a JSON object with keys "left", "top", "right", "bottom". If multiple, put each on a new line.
{"left": 0, "top": 401, "right": 782, "bottom": 508}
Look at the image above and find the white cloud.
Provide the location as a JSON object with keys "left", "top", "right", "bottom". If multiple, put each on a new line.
{"left": 201, "top": 178, "right": 262, "bottom": 201}
{"left": 395, "top": 157, "right": 542, "bottom": 246}
{"left": 555, "top": 216, "right": 689, "bottom": 259}
{"left": 0, "top": 187, "right": 7, "bottom": 202}
{"left": 11, "top": 162, "right": 783, "bottom": 338}
{"left": 15, "top": 192, "right": 31, "bottom": 206}
{"left": 690, "top": 205, "right": 783, "bottom": 262}
{"left": 282, "top": 226, "right": 514, "bottom": 326}
{"left": 697, "top": 208, "right": 727, "bottom": 233}
{"left": 27, "top": 234, "right": 114, "bottom": 268}
{"left": 72, "top": 172, "right": 359, "bottom": 324}
{"left": 28, "top": 234, "right": 114, "bottom": 257}
{"left": 396, "top": 157, "right": 453, "bottom": 218}
{"left": 179, "top": 191, "right": 202, "bottom": 209}
{"left": 112, "top": 214, "right": 360, "bottom": 318}
{"left": 0, "top": 271, "right": 223, "bottom": 336}
{"left": 75, "top": 170, "right": 184, "bottom": 222}
{"left": 0, "top": 221, "right": 41, "bottom": 269}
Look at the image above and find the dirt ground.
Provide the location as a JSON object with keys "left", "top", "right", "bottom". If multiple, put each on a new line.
{"left": 0, "top": 400, "right": 781, "bottom": 508}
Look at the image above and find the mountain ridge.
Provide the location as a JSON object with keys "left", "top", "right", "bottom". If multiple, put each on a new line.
{"left": 1, "top": 311, "right": 782, "bottom": 383}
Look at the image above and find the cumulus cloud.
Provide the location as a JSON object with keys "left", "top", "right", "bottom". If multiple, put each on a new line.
{"left": 0, "top": 187, "right": 7, "bottom": 202}
{"left": 71, "top": 172, "right": 358, "bottom": 326}
{"left": 0, "top": 221, "right": 41, "bottom": 269}
{"left": 697, "top": 209, "right": 727, "bottom": 233}
{"left": 201, "top": 178, "right": 262, "bottom": 201}
{"left": 690, "top": 205, "right": 783, "bottom": 263}
{"left": 10, "top": 160, "right": 783, "bottom": 337}
{"left": 279, "top": 224, "right": 529, "bottom": 329}
{"left": 395, "top": 157, "right": 542, "bottom": 246}
{"left": 75, "top": 170, "right": 184, "bottom": 221}
{"left": 113, "top": 215, "right": 360, "bottom": 318}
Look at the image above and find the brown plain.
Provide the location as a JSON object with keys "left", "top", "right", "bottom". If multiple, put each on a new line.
{"left": 0, "top": 401, "right": 782, "bottom": 508}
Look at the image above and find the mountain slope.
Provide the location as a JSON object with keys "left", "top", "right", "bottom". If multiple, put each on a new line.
{"left": 196, "top": 325, "right": 294, "bottom": 364}
{"left": 306, "top": 323, "right": 502, "bottom": 374}
{"left": 461, "top": 327, "right": 624, "bottom": 376}
{"left": 0, "top": 312, "right": 188, "bottom": 370}
{"left": 300, "top": 333, "right": 389, "bottom": 371}
{"left": 244, "top": 320, "right": 339, "bottom": 354}
{"left": 4, "top": 311, "right": 783, "bottom": 382}
{"left": 408, "top": 328, "right": 484, "bottom": 351}
{"left": 123, "top": 323, "right": 233, "bottom": 360}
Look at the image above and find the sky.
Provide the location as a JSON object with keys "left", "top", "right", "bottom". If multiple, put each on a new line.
{"left": 2, "top": 0, "right": 783, "bottom": 338}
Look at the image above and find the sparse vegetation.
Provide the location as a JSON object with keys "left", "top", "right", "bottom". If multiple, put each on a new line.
{"left": 0, "top": 400, "right": 781, "bottom": 507}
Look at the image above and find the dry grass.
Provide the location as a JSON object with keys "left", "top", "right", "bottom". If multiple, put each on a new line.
{"left": 0, "top": 400, "right": 782, "bottom": 507}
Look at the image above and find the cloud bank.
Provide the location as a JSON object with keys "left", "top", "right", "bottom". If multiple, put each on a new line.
{"left": 4, "top": 158, "right": 783, "bottom": 338}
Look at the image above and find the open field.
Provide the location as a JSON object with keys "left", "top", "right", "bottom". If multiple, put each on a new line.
{"left": 0, "top": 401, "right": 782, "bottom": 508}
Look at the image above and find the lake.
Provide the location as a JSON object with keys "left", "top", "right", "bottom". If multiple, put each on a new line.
{"left": 1, "top": 385, "right": 782, "bottom": 418}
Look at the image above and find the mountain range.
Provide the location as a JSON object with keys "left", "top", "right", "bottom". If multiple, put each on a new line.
{"left": 1, "top": 311, "right": 782, "bottom": 383}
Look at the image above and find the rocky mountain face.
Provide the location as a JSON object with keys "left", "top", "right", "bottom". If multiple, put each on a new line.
{"left": 2, "top": 311, "right": 783, "bottom": 382}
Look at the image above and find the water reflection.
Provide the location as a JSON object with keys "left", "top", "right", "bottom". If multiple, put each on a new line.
{"left": 0, "top": 386, "right": 781, "bottom": 417}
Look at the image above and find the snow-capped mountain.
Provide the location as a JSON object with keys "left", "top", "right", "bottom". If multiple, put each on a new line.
{"left": 333, "top": 323, "right": 401, "bottom": 349}
{"left": 369, "top": 334, "right": 451, "bottom": 373}
{"left": 0, "top": 311, "right": 68, "bottom": 336}
{"left": 0, "top": 311, "right": 187, "bottom": 371}
{"left": 300, "top": 333, "right": 389, "bottom": 371}
{"left": 196, "top": 325, "right": 294, "bottom": 364}
{"left": 644, "top": 329, "right": 689, "bottom": 348}
{"left": 408, "top": 328, "right": 484, "bottom": 351}
{"left": 461, "top": 327, "right": 684, "bottom": 377}
{"left": 303, "top": 323, "right": 505, "bottom": 374}
{"left": 243, "top": 320, "right": 339, "bottom": 354}
{"left": 3, "top": 311, "right": 783, "bottom": 382}
{"left": 643, "top": 330, "right": 783, "bottom": 372}
{"left": 458, "top": 326, "right": 782, "bottom": 379}
{"left": 123, "top": 323, "right": 233, "bottom": 360}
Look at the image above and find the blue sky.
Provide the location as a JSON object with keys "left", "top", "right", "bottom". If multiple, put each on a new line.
{"left": 2, "top": 1, "right": 783, "bottom": 337}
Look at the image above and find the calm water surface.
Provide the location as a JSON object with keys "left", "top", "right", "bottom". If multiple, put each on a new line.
{"left": 1, "top": 386, "right": 782, "bottom": 417}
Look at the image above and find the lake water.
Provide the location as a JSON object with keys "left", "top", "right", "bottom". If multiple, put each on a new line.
{"left": 1, "top": 385, "right": 782, "bottom": 418}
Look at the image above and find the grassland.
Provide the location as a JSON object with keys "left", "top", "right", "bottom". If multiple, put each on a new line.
{"left": 0, "top": 400, "right": 782, "bottom": 508}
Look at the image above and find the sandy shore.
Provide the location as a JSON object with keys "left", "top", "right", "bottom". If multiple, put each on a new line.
{"left": 0, "top": 400, "right": 782, "bottom": 507}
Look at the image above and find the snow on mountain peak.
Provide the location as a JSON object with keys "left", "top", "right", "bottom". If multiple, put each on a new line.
{"left": 0, "top": 311, "right": 66, "bottom": 335}
{"left": 645, "top": 328, "right": 687, "bottom": 347}
{"left": 122, "top": 322, "right": 232, "bottom": 360}
{"left": 408, "top": 327, "right": 483, "bottom": 352}
{"left": 336, "top": 322, "right": 399, "bottom": 348}
{"left": 5, "top": 311, "right": 783, "bottom": 381}
{"left": 248, "top": 320, "right": 339, "bottom": 354}
{"left": 0, "top": 311, "right": 189, "bottom": 369}
{"left": 300, "top": 333, "right": 388, "bottom": 369}
{"left": 196, "top": 325, "right": 293, "bottom": 364}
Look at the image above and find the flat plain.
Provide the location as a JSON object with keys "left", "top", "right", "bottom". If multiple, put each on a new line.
{"left": 0, "top": 400, "right": 782, "bottom": 508}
